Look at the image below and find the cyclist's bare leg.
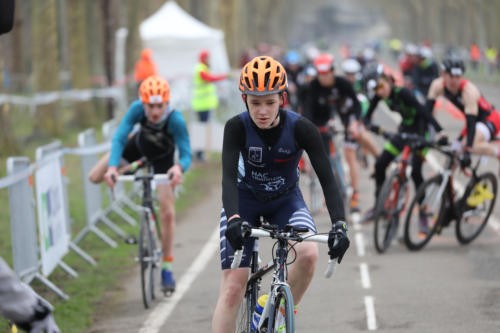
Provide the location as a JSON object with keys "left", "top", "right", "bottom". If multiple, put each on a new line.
{"left": 344, "top": 146, "right": 359, "bottom": 192}
{"left": 357, "top": 129, "right": 379, "bottom": 157}
{"left": 211, "top": 268, "right": 249, "bottom": 333}
{"left": 157, "top": 184, "right": 175, "bottom": 259}
{"left": 470, "top": 131, "right": 500, "bottom": 156}
{"left": 88, "top": 152, "right": 110, "bottom": 184}
{"left": 287, "top": 241, "right": 318, "bottom": 305}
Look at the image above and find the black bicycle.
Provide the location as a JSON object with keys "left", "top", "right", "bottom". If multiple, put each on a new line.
{"left": 232, "top": 220, "right": 338, "bottom": 333}
{"left": 114, "top": 159, "right": 169, "bottom": 308}
{"left": 404, "top": 144, "right": 498, "bottom": 250}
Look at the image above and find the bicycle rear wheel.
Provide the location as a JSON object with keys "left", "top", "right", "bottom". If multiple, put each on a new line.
{"left": 404, "top": 175, "right": 444, "bottom": 251}
{"left": 308, "top": 171, "right": 322, "bottom": 215}
{"left": 269, "top": 285, "right": 295, "bottom": 333}
{"left": 456, "top": 172, "right": 497, "bottom": 244}
{"left": 139, "top": 212, "right": 155, "bottom": 309}
{"left": 374, "top": 171, "right": 404, "bottom": 253}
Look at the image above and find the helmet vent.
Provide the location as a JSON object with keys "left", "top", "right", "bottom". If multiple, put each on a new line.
{"left": 271, "top": 76, "right": 279, "bottom": 89}
{"left": 252, "top": 72, "right": 259, "bottom": 88}
{"left": 265, "top": 60, "right": 271, "bottom": 69}
{"left": 264, "top": 72, "right": 270, "bottom": 88}
{"left": 253, "top": 61, "right": 259, "bottom": 69}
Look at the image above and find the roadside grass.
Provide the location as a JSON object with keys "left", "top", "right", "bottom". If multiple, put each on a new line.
{"left": 0, "top": 109, "right": 221, "bottom": 332}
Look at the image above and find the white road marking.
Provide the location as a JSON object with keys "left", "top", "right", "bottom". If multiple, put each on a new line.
{"left": 364, "top": 296, "right": 377, "bottom": 330}
{"left": 139, "top": 227, "right": 220, "bottom": 333}
{"left": 355, "top": 232, "right": 365, "bottom": 257}
{"left": 360, "top": 263, "right": 371, "bottom": 289}
{"left": 381, "top": 107, "right": 500, "bottom": 235}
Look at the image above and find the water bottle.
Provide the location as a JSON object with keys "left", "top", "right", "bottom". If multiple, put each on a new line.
{"left": 251, "top": 294, "right": 268, "bottom": 330}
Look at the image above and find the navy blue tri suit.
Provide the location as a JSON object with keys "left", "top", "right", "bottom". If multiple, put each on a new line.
{"left": 219, "top": 109, "right": 345, "bottom": 269}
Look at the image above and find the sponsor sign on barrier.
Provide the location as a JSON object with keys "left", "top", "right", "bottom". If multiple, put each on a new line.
{"left": 35, "top": 157, "right": 69, "bottom": 276}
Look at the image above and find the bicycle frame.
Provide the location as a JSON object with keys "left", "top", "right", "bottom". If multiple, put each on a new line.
{"left": 233, "top": 225, "right": 337, "bottom": 332}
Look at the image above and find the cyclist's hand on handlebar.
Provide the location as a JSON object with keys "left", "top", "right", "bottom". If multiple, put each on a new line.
{"left": 104, "top": 166, "right": 119, "bottom": 189}
{"left": 328, "top": 221, "right": 350, "bottom": 263}
{"left": 167, "top": 164, "right": 183, "bottom": 187}
{"left": 225, "top": 217, "right": 245, "bottom": 250}
{"left": 461, "top": 149, "right": 472, "bottom": 168}
{"left": 436, "top": 131, "right": 449, "bottom": 146}
{"left": 16, "top": 298, "right": 60, "bottom": 333}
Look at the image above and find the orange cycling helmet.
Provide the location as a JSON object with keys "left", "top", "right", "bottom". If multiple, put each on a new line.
{"left": 314, "top": 53, "right": 335, "bottom": 74}
{"left": 239, "top": 56, "right": 287, "bottom": 96}
{"left": 139, "top": 75, "right": 170, "bottom": 104}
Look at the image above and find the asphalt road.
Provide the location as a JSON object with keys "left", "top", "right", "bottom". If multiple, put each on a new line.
{"left": 91, "top": 81, "right": 500, "bottom": 333}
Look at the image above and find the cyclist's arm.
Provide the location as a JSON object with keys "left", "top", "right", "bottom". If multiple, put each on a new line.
{"left": 462, "top": 82, "right": 481, "bottom": 148}
{"left": 108, "top": 100, "right": 144, "bottom": 167}
{"left": 0, "top": 257, "right": 39, "bottom": 324}
{"left": 362, "top": 95, "right": 381, "bottom": 125}
{"left": 221, "top": 116, "right": 245, "bottom": 219}
{"left": 338, "top": 76, "right": 362, "bottom": 120}
{"left": 168, "top": 111, "right": 192, "bottom": 172}
{"left": 200, "top": 71, "right": 227, "bottom": 82}
{"left": 295, "top": 117, "right": 346, "bottom": 223}
{"left": 400, "top": 87, "right": 443, "bottom": 132}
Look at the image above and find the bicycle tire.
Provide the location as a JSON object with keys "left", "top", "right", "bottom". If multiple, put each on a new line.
{"left": 269, "top": 285, "right": 295, "bottom": 333}
{"left": 456, "top": 172, "right": 497, "bottom": 244}
{"left": 308, "top": 172, "right": 322, "bottom": 215}
{"left": 139, "top": 211, "right": 154, "bottom": 309}
{"left": 404, "top": 175, "right": 445, "bottom": 251}
{"left": 373, "top": 170, "right": 403, "bottom": 253}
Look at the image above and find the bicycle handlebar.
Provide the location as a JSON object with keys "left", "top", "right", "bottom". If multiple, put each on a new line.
{"left": 230, "top": 226, "right": 338, "bottom": 278}
{"left": 115, "top": 174, "right": 172, "bottom": 183}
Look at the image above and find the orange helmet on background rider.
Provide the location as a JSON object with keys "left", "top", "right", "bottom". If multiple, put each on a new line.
{"left": 314, "top": 53, "right": 335, "bottom": 74}
{"left": 239, "top": 56, "right": 288, "bottom": 96}
{"left": 139, "top": 75, "right": 170, "bottom": 104}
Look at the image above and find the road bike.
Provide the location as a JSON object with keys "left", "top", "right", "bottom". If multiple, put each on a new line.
{"left": 232, "top": 219, "right": 338, "bottom": 333}
{"left": 369, "top": 127, "right": 433, "bottom": 253}
{"left": 404, "top": 144, "right": 498, "bottom": 250}
{"left": 114, "top": 159, "right": 170, "bottom": 308}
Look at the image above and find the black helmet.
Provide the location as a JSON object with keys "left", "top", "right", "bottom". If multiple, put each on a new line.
{"left": 441, "top": 56, "right": 465, "bottom": 76}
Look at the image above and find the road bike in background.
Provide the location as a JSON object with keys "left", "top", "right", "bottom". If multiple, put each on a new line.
{"left": 369, "top": 127, "right": 434, "bottom": 253}
{"left": 113, "top": 158, "right": 170, "bottom": 308}
{"left": 404, "top": 144, "right": 498, "bottom": 250}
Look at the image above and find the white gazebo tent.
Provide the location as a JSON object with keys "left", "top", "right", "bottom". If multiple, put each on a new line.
{"left": 139, "top": 1, "right": 230, "bottom": 81}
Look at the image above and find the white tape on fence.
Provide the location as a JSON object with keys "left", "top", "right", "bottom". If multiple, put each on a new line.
{"left": 0, "top": 86, "right": 123, "bottom": 106}
{"left": 0, "top": 142, "right": 111, "bottom": 189}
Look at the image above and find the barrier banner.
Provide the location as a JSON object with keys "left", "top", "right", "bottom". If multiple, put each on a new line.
{"left": 35, "top": 157, "right": 69, "bottom": 276}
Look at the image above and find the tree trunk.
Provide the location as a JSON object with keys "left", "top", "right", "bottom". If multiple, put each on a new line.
{"left": 67, "top": 0, "right": 94, "bottom": 128}
{"left": 32, "top": 0, "right": 61, "bottom": 137}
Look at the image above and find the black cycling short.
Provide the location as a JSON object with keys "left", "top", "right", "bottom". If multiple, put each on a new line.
{"left": 121, "top": 132, "right": 174, "bottom": 174}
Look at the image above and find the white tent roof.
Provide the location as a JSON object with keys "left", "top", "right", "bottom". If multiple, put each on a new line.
{"left": 139, "top": 1, "right": 230, "bottom": 81}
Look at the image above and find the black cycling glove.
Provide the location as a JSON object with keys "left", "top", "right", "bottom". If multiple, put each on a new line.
{"left": 328, "top": 221, "right": 350, "bottom": 263}
{"left": 225, "top": 217, "right": 245, "bottom": 250}
{"left": 461, "top": 150, "right": 472, "bottom": 168}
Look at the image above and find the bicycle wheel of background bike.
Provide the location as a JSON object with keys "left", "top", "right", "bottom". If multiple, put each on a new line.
{"left": 139, "top": 213, "right": 154, "bottom": 309}
{"left": 404, "top": 175, "right": 444, "bottom": 251}
{"left": 373, "top": 171, "right": 402, "bottom": 253}
{"left": 308, "top": 173, "right": 322, "bottom": 215}
{"left": 456, "top": 172, "right": 497, "bottom": 244}
{"left": 269, "top": 285, "right": 295, "bottom": 333}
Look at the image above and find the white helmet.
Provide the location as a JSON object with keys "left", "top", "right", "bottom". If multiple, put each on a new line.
{"left": 419, "top": 46, "right": 433, "bottom": 59}
{"left": 341, "top": 58, "right": 361, "bottom": 74}
{"left": 405, "top": 43, "right": 419, "bottom": 55}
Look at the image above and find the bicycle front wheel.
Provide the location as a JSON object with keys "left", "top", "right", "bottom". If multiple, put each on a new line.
{"left": 139, "top": 212, "right": 155, "bottom": 309}
{"left": 374, "top": 171, "right": 404, "bottom": 253}
{"left": 404, "top": 175, "right": 444, "bottom": 251}
{"left": 269, "top": 286, "right": 295, "bottom": 333}
{"left": 456, "top": 172, "right": 497, "bottom": 244}
{"left": 236, "top": 289, "right": 257, "bottom": 333}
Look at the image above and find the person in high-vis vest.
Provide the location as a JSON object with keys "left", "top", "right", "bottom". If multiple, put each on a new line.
{"left": 191, "top": 49, "right": 229, "bottom": 161}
